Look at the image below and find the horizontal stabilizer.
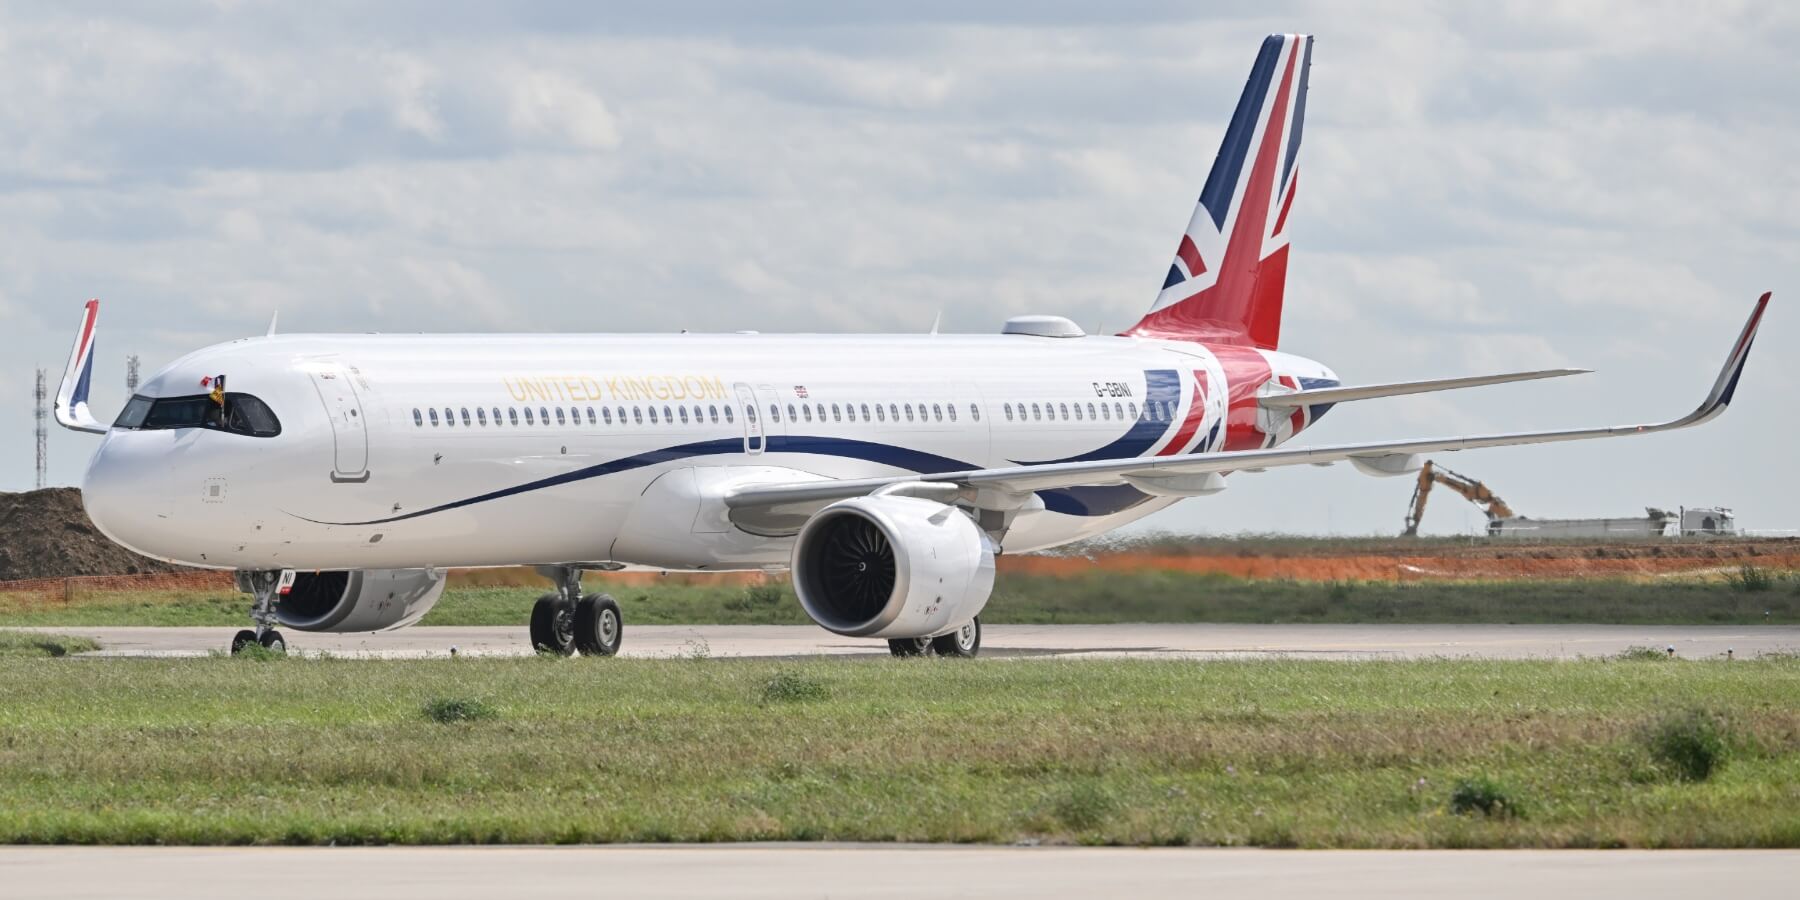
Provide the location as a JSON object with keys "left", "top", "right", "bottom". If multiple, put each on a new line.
{"left": 1258, "top": 368, "right": 1590, "bottom": 409}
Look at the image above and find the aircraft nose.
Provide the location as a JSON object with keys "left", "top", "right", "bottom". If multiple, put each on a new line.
{"left": 80, "top": 433, "right": 175, "bottom": 559}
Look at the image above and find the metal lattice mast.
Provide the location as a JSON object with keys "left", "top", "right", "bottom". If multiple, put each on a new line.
{"left": 33, "top": 368, "right": 48, "bottom": 490}
{"left": 125, "top": 354, "right": 140, "bottom": 392}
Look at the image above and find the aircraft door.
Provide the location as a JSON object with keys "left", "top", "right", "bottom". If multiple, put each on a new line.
{"left": 309, "top": 364, "right": 370, "bottom": 482}
{"left": 734, "top": 382, "right": 763, "bottom": 454}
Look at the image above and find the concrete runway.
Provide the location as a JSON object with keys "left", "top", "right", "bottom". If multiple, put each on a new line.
{"left": 0, "top": 847, "right": 1792, "bottom": 899}
{"left": 20, "top": 622, "right": 1800, "bottom": 659}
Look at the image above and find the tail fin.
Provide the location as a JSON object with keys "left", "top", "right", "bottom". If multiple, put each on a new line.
{"left": 1124, "top": 34, "right": 1311, "bottom": 349}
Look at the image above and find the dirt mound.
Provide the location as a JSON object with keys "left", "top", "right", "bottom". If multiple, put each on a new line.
{"left": 0, "top": 488, "right": 187, "bottom": 580}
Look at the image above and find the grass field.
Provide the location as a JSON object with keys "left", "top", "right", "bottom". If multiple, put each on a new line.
{"left": 0, "top": 654, "right": 1796, "bottom": 847}
{"left": 2, "top": 569, "right": 1796, "bottom": 628}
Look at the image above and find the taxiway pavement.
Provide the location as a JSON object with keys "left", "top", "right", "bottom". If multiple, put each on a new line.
{"left": 16, "top": 622, "right": 1799, "bottom": 659}
{"left": 0, "top": 846, "right": 1792, "bottom": 900}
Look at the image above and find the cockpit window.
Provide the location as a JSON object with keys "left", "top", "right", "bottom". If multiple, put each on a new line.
{"left": 113, "top": 393, "right": 282, "bottom": 438}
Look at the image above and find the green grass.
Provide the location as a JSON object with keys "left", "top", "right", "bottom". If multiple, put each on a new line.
{"left": 0, "top": 631, "right": 99, "bottom": 658}
{"left": 3, "top": 571, "right": 1796, "bottom": 628}
{"left": 0, "top": 655, "right": 1796, "bottom": 847}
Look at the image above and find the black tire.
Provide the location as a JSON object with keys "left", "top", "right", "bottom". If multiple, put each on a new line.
{"left": 258, "top": 630, "right": 287, "bottom": 654}
{"left": 529, "top": 593, "right": 576, "bottom": 655}
{"left": 887, "top": 637, "right": 931, "bottom": 657}
{"left": 930, "top": 617, "right": 981, "bottom": 658}
{"left": 574, "top": 594, "right": 623, "bottom": 657}
{"left": 230, "top": 629, "right": 257, "bottom": 655}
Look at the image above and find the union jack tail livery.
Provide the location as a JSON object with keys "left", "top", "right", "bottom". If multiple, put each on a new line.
{"left": 1126, "top": 33, "right": 1311, "bottom": 350}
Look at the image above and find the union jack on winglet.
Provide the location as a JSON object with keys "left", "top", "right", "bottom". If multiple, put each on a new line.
{"left": 54, "top": 299, "right": 107, "bottom": 434}
{"left": 1126, "top": 34, "right": 1311, "bottom": 349}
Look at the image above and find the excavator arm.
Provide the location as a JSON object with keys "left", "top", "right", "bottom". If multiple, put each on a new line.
{"left": 1402, "top": 460, "right": 1515, "bottom": 536}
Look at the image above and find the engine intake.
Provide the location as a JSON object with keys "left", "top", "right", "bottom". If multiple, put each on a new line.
{"left": 271, "top": 568, "right": 447, "bottom": 632}
{"left": 792, "top": 496, "right": 994, "bottom": 639}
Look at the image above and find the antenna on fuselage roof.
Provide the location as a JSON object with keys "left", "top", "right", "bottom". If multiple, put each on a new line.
{"left": 929, "top": 310, "right": 942, "bottom": 335}
{"left": 265, "top": 310, "right": 279, "bottom": 337}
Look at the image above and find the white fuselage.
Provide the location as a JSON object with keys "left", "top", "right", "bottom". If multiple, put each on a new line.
{"left": 80, "top": 330, "right": 1337, "bottom": 571}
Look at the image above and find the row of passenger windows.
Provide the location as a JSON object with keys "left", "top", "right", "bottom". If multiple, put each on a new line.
{"left": 413, "top": 403, "right": 741, "bottom": 429}
{"left": 1002, "top": 399, "right": 1176, "bottom": 423}
{"left": 409, "top": 399, "right": 1181, "bottom": 430}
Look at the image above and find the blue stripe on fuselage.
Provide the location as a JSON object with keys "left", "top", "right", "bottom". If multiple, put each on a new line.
{"left": 292, "top": 434, "right": 1155, "bottom": 527}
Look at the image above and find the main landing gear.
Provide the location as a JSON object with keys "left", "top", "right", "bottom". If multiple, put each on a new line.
{"left": 887, "top": 616, "right": 982, "bottom": 658}
{"left": 530, "top": 565, "right": 622, "bottom": 657}
{"left": 230, "top": 570, "right": 288, "bottom": 655}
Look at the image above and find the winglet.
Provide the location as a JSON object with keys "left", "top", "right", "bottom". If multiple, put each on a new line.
{"left": 53, "top": 299, "right": 107, "bottom": 435}
{"left": 1683, "top": 291, "right": 1770, "bottom": 427}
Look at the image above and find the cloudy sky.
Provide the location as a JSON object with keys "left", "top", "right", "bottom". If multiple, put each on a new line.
{"left": 4, "top": 1, "right": 1796, "bottom": 536}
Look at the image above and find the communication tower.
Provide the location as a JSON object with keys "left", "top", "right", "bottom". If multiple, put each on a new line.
{"left": 126, "top": 354, "right": 140, "bottom": 391}
{"left": 34, "top": 368, "right": 48, "bottom": 490}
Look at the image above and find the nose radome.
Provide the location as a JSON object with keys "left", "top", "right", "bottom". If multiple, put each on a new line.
{"left": 80, "top": 435, "right": 173, "bottom": 561}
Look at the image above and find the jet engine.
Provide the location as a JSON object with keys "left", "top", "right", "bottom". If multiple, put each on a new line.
{"left": 791, "top": 495, "right": 995, "bottom": 639}
{"left": 266, "top": 569, "right": 447, "bottom": 633}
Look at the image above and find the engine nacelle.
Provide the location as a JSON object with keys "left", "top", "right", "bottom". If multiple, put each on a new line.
{"left": 791, "top": 496, "right": 995, "bottom": 639}
{"left": 268, "top": 569, "right": 447, "bottom": 633}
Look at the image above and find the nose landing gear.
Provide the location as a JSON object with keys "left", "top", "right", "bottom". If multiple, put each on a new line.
{"left": 230, "top": 570, "right": 289, "bottom": 655}
{"left": 531, "top": 565, "right": 623, "bottom": 657}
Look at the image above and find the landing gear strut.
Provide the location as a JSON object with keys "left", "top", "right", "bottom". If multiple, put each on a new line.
{"left": 888, "top": 617, "right": 981, "bottom": 658}
{"left": 231, "top": 570, "right": 288, "bottom": 655}
{"left": 531, "top": 566, "right": 623, "bottom": 657}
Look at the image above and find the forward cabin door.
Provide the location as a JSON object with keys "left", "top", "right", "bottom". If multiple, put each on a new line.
{"left": 734, "top": 382, "right": 764, "bottom": 454}
{"left": 309, "top": 363, "right": 370, "bottom": 482}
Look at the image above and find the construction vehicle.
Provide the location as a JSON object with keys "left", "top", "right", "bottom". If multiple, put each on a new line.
{"left": 1403, "top": 460, "right": 1698, "bottom": 538}
{"left": 1402, "top": 460, "right": 1515, "bottom": 536}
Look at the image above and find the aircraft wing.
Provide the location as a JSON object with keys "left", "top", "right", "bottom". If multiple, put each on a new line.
{"left": 1257, "top": 368, "right": 1590, "bottom": 409}
{"left": 54, "top": 299, "right": 108, "bottom": 435}
{"left": 726, "top": 293, "right": 1769, "bottom": 511}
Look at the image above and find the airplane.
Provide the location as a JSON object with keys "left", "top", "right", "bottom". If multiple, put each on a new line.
{"left": 55, "top": 34, "right": 1769, "bottom": 658}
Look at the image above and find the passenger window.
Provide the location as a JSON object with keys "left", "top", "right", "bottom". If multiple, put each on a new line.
{"left": 769, "top": 404, "right": 780, "bottom": 423}
{"left": 831, "top": 404, "right": 841, "bottom": 422}
{"left": 876, "top": 404, "right": 886, "bottom": 422}
{"left": 523, "top": 407, "right": 534, "bottom": 425}
{"left": 477, "top": 408, "right": 488, "bottom": 426}
{"left": 933, "top": 403, "right": 942, "bottom": 421}
{"left": 602, "top": 407, "right": 613, "bottom": 425}
{"left": 746, "top": 405, "right": 757, "bottom": 422}
{"left": 946, "top": 404, "right": 956, "bottom": 422}
{"left": 1004, "top": 403, "right": 1013, "bottom": 421}
{"left": 554, "top": 407, "right": 566, "bottom": 425}
{"left": 492, "top": 407, "right": 502, "bottom": 425}
{"left": 970, "top": 404, "right": 980, "bottom": 422}
{"left": 429, "top": 408, "right": 440, "bottom": 426}
{"left": 413, "top": 408, "right": 423, "bottom": 427}
{"left": 860, "top": 404, "right": 871, "bottom": 421}
{"left": 509, "top": 408, "right": 519, "bottom": 425}
{"left": 1114, "top": 401, "right": 1124, "bottom": 420}
{"left": 802, "top": 405, "right": 812, "bottom": 423}
{"left": 1059, "top": 402, "right": 1069, "bottom": 420}
{"left": 903, "top": 404, "right": 913, "bottom": 422}
{"left": 444, "top": 408, "right": 456, "bottom": 428}
{"left": 633, "top": 407, "right": 643, "bottom": 425}
{"left": 585, "top": 406, "right": 595, "bottom": 424}
{"left": 724, "top": 406, "right": 734, "bottom": 423}
{"left": 1031, "top": 403, "right": 1041, "bottom": 420}
{"left": 538, "top": 406, "right": 549, "bottom": 424}
{"left": 678, "top": 406, "right": 689, "bottom": 424}
{"left": 787, "top": 403, "right": 798, "bottom": 422}
{"left": 459, "top": 408, "right": 469, "bottom": 426}
{"left": 616, "top": 406, "right": 626, "bottom": 424}
{"left": 888, "top": 403, "right": 898, "bottom": 421}
{"left": 1128, "top": 402, "right": 1139, "bottom": 420}
{"left": 709, "top": 405, "right": 719, "bottom": 423}
{"left": 1087, "top": 402, "right": 1097, "bottom": 421}
{"left": 649, "top": 407, "right": 659, "bottom": 424}
{"left": 1100, "top": 403, "right": 1110, "bottom": 421}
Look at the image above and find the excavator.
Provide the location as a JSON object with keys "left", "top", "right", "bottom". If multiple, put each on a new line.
{"left": 1402, "top": 460, "right": 1515, "bottom": 536}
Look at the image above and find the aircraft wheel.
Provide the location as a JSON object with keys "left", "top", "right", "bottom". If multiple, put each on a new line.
{"left": 530, "top": 593, "right": 576, "bottom": 656}
{"left": 887, "top": 637, "right": 931, "bottom": 657}
{"left": 258, "top": 630, "right": 287, "bottom": 654}
{"left": 929, "top": 617, "right": 981, "bottom": 658}
{"left": 230, "top": 629, "right": 257, "bottom": 655}
{"left": 574, "top": 594, "right": 623, "bottom": 657}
